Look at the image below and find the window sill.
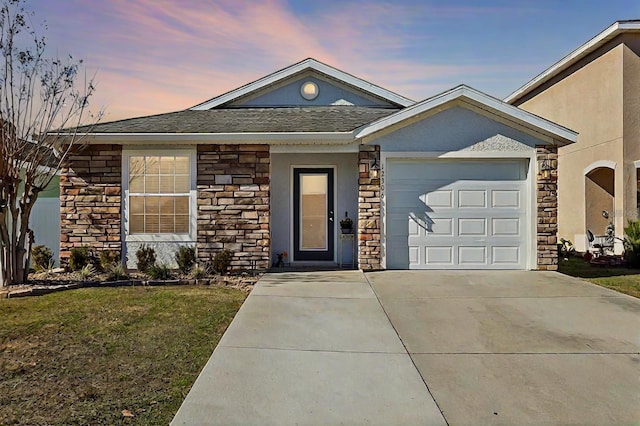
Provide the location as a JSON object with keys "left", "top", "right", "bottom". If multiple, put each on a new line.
{"left": 126, "top": 234, "right": 195, "bottom": 243}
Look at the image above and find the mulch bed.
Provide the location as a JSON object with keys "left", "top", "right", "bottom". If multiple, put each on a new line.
{"left": 1, "top": 270, "right": 261, "bottom": 299}
{"left": 588, "top": 255, "right": 627, "bottom": 267}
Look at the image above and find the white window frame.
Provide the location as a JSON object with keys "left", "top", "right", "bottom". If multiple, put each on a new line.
{"left": 122, "top": 147, "right": 197, "bottom": 243}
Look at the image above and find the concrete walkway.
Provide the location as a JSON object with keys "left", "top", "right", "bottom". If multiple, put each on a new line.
{"left": 172, "top": 270, "right": 446, "bottom": 425}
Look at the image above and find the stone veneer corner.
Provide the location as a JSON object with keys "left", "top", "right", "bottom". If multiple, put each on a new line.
{"left": 357, "top": 145, "right": 382, "bottom": 270}
{"left": 536, "top": 145, "right": 559, "bottom": 271}
{"left": 60, "top": 144, "right": 122, "bottom": 265}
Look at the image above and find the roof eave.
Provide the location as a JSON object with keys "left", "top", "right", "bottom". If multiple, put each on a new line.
{"left": 57, "top": 131, "right": 358, "bottom": 144}
{"left": 505, "top": 21, "right": 640, "bottom": 104}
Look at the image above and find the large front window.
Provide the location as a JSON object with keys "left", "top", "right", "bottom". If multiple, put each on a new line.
{"left": 128, "top": 155, "right": 190, "bottom": 234}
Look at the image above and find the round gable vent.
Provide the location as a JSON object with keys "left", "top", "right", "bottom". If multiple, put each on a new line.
{"left": 300, "top": 81, "right": 319, "bottom": 100}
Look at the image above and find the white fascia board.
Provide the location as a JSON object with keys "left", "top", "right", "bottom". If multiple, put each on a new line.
{"left": 270, "top": 143, "right": 359, "bottom": 153}
{"left": 355, "top": 85, "right": 577, "bottom": 145}
{"left": 76, "top": 131, "right": 356, "bottom": 144}
{"left": 505, "top": 21, "right": 640, "bottom": 104}
{"left": 190, "top": 58, "right": 414, "bottom": 109}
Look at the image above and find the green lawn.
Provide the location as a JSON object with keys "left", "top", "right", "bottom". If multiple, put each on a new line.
{"left": 0, "top": 285, "right": 247, "bottom": 425}
{"left": 558, "top": 256, "right": 640, "bottom": 298}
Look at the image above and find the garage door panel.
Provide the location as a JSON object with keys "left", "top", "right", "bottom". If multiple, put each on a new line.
{"left": 458, "top": 218, "right": 486, "bottom": 236}
{"left": 422, "top": 190, "right": 453, "bottom": 208}
{"left": 408, "top": 246, "right": 420, "bottom": 265}
{"left": 492, "top": 218, "right": 520, "bottom": 236}
{"left": 492, "top": 246, "right": 520, "bottom": 264}
{"left": 385, "top": 159, "right": 529, "bottom": 270}
{"left": 407, "top": 219, "right": 420, "bottom": 236}
{"left": 458, "top": 190, "right": 487, "bottom": 208}
{"left": 491, "top": 190, "right": 521, "bottom": 208}
{"left": 458, "top": 246, "right": 487, "bottom": 264}
{"left": 430, "top": 218, "right": 453, "bottom": 235}
{"left": 425, "top": 246, "right": 453, "bottom": 265}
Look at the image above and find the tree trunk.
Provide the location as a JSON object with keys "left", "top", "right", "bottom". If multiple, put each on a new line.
{"left": 0, "top": 189, "right": 39, "bottom": 286}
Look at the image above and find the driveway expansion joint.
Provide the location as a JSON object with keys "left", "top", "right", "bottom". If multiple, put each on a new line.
{"left": 219, "top": 345, "right": 407, "bottom": 354}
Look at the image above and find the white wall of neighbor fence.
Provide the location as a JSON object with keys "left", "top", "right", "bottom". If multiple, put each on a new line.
{"left": 2, "top": 176, "right": 60, "bottom": 270}
{"left": 30, "top": 197, "right": 61, "bottom": 267}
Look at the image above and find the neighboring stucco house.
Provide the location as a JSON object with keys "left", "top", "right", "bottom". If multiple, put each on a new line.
{"left": 507, "top": 20, "right": 640, "bottom": 252}
{"left": 59, "top": 59, "right": 576, "bottom": 271}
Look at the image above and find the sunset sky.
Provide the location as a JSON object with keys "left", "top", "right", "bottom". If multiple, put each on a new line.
{"left": 26, "top": 0, "right": 640, "bottom": 122}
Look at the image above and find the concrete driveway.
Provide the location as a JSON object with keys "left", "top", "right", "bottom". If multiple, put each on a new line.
{"left": 368, "top": 270, "right": 640, "bottom": 425}
{"left": 173, "top": 270, "right": 640, "bottom": 425}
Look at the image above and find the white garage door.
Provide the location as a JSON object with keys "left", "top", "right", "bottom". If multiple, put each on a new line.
{"left": 385, "top": 159, "right": 529, "bottom": 269}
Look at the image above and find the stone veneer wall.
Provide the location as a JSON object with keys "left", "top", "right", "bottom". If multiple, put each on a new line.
{"left": 536, "top": 145, "right": 559, "bottom": 270}
{"left": 197, "top": 145, "right": 270, "bottom": 270}
{"left": 60, "top": 145, "right": 122, "bottom": 264}
{"left": 357, "top": 145, "right": 381, "bottom": 270}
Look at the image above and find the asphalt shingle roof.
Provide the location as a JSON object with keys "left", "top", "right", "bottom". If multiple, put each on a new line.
{"left": 84, "top": 107, "right": 400, "bottom": 134}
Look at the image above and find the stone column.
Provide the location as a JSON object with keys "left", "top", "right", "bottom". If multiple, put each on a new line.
{"left": 197, "top": 144, "right": 270, "bottom": 271}
{"left": 358, "top": 145, "right": 381, "bottom": 270}
{"left": 60, "top": 144, "right": 122, "bottom": 265}
{"left": 536, "top": 145, "right": 559, "bottom": 270}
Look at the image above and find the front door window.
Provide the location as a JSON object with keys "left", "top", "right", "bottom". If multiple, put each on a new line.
{"left": 300, "top": 174, "right": 328, "bottom": 250}
{"left": 293, "top": 168, "right": 334, "bottom": 261}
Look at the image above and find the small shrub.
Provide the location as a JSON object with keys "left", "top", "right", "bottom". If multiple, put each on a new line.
{"left": 175, "top": 246, "right": 196, "bottom": 274}
{"left": 106, "top": 264, "right": 129, "bottom": 281}
{"left": 191, "top": 266, "right": 207, "bottom": 280}
{"left": 32, "top": 245, "right": 53, "bottom": 272}
{"left": 147, "top": 263, "right": 173, "bottom": 280}
{"left": 79, "top": 264, "right": 96, "bottom": 281}
{"left": 99, "top": 250, "right": 120, "bottom": 271}
{"left": 69, "top": 246, "right": 90, "bottom": 271}
{"left": 623, "top": 219, "right": 640, "bottom": 267}
{"left": 136, "top": 244, "right": 156, "bottom": 272}
{"left": 212, "top": 249, "right": 233, "bottom": 274}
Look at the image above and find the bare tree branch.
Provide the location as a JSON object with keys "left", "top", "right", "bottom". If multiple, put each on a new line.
{"left": 0, "top": 0, "right": 102, "bottom": 286}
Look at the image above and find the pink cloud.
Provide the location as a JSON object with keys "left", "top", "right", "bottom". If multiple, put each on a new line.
{"left": 30, "top": 0, "right": 543, "bottom": 122}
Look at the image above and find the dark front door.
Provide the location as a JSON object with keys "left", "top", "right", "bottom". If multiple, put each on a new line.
{"left": 293, "top": 168, "right": 334, "bottom": 261}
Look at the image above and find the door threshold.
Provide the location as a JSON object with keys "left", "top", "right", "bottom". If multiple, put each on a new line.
{"left": 268, "top": 262, "right": 344, "bottom": 272}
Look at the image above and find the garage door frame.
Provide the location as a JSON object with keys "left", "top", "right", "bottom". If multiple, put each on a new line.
{"left": 380, "top": 150, "right": 538, "bottom": 270}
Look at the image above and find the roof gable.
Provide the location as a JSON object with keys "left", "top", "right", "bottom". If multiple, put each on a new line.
{"left": 190, "top": 58, "right": 414, "bottom": 110}
{"left": 506, "top": 20, "right": 640, "bottom": 104}
{"left": 356, "top": 85, "right": 577, "bottom": 146}
{"left": 226, "top": 72, "right": 397, "bottom": 108}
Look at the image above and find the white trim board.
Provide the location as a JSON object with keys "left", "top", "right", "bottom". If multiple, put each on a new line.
{"left": 584, "top": 160, "right": 617, "bottom": 175}
{"left": 270, "top": 143, "right": 359, "bottom": 154}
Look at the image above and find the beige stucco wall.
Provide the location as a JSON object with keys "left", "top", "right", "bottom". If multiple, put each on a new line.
{"left": 623, "top": 39, "right": 640, "bottom": 224}
{"left": 518, "top": 43, "right": 625, "bottom": 251}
